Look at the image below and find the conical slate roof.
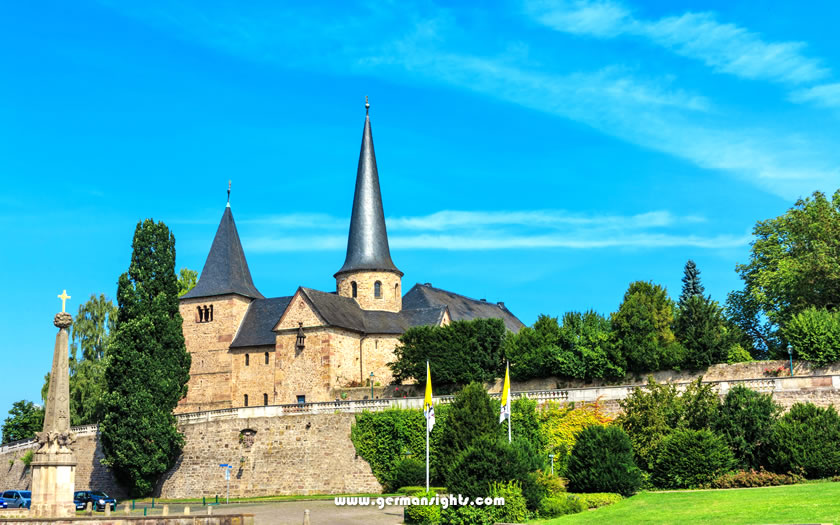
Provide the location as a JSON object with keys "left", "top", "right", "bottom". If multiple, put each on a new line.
{"left": 335, "top": 103, "right": 402, "bottom": 277}
{"left": 182, "top": 206, "right": 264, "bottom": 300}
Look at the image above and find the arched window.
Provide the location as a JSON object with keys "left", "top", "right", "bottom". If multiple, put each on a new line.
{"left": 209, "top": 304, "right": 214, "bottom": 321}
{"left": 263, "top": 393, "right": 269, "bottom": 406}
{"left": 197, "top": 306, "right": 203, "bottom": 322}
{"left": 245, "top": 354, "right": 250, "bottom": 366}
{"left": 374, "top": 281, "right": 382, "bottom": 299}
{"left": 394, "top": 283, "right": 399, "bottom": 299}
{"left": 244, "top": 394, "right": 249, "bottom": 407}
{"left": 264, "top": 352, "right": 269, "bottom": 365}
{"left": 351, "top": 281, "right": 358, "bottom": 298}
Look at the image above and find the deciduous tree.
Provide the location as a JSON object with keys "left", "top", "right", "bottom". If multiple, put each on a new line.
{"left": 1, "top": 400, "right": 44, "bottom": 444}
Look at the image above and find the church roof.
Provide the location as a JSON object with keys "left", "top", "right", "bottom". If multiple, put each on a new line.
{"left": 402, "top": 283, "right": 525, "bottom": 332}
{"left": 335, "top": 103, "right": 402, "bottom": 277}
{"left": 182, "top": 206, "right": 264, "bottom": 300}
{"left": 230, "top": 296, "right": 293, "bottom": 348}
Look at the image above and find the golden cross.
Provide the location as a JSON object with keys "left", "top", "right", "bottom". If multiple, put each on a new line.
{"left": 57, "top": 290, "right": 71, "bottom": 312}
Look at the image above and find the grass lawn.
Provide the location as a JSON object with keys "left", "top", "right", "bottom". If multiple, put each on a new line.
{"left": 534, "top": 482, "right": 840, "bottom": 524}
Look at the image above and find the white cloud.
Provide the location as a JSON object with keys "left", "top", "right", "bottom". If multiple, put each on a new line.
{"left": 526, "top": 1, "right": 828, "bottom": 84}
{"left": 790, "top": 83, "right": 840, "bottom": 109}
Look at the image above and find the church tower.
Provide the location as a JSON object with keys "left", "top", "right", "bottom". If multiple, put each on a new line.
{"left": 335, "top": 99, "right": 403, "bottom": 312}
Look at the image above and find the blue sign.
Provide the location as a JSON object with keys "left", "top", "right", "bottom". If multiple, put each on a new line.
{"left": 219, "top": 464, "right": 231, "bottom": 468}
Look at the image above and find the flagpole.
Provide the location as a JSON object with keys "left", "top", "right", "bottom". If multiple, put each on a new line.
{"left": 507, "top": 361, "right": 512, "bottom": 443}
{"left": 426, "top": 418, "right": 430, "bottom": 492}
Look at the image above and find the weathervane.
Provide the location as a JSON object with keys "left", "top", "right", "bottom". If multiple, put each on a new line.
{"left": 227, "top": 180, "right": 231, "bottom": 207}
{"left": 365, "top": 95, "right": 369, "bottom": 113}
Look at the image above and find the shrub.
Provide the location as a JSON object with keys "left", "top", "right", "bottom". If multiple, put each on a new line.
{"left": 511, "top": 397, "right": 547, "bottom": 454}
{"left": 404, "top": 490, "right": 441, "bottom": 524}
{"left": 714, "top": 385, "right": 781, "bottom": 469}
{"left": 440, "top": 504, "right": 498, "bottom": 525}
{"left": 438, "top": 383, "right": 501, "bottom": 474}
{"left": 784, "top": 307, "right": 840, "bottom": 366}
{"left": 651, "top": 429, "right": 734, "bottom": 489}
{"left": 708, "top": 468, "right": 801, "bottom": 489}
{"left": 397, "top": 486, "right": 446, "bottom": 494}
{"left": 445, "top": 435, "right": 544, "bottom": 510}
{"left": 566, "top": 425, "right": 642, "bottom": 497}
{"left": 20, "top": 449, "right": 34, "bottom": 467}
{"left": 539, "top": 401, "right": 613, "bottom": 473}
{"left": 726, "top": 344, "right": 753, "bottom": 364}
{"left": 392, "top": 457, "right": 426, "bottom": 492}
{"left": 534, "top": 470, "right": 566, "bottom": 496}
{"left": 617, "top": 378, "right": 719, "bottom": 470}
{"left": 538, "top": 495, "right": 587, "bottom": 518}
{"left": 489, "top": 481, "right": 527, "bottom": 524}
{"left": 574, "top": 492, "right": 622, "bottom": 508}
{"left": 767, "top": 403, "right": 840, "bottom": 478}
{"left": 504, "top": 315, "right": 563, "bottom": 381}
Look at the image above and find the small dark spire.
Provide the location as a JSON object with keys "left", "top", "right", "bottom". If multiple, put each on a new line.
{"left": 227, "top": 180, "right": 231, "bottom": 207}
{"left": 365, "top": 95, "right": 370, "bottom": 114}
{"left": 335, "top": 102, "right": 402, "bottom": 278}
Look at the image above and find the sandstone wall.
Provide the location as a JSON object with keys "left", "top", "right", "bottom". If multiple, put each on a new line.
{"left": 336, "top": 270, "right": 402, "bottom": 312}
{"left": 156, "top": 413, "right": 381, "bottom": 498}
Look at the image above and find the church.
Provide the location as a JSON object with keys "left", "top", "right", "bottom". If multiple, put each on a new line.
{"left": 175, "top": 102, "right": 524, "bottom": 413}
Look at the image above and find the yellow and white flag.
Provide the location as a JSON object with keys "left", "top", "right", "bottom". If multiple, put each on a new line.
{"left": 500, "top": 361, "right": 511, "bottom": 424}
{"left": 424, "top": 361, "right": 435, "bottom": 431}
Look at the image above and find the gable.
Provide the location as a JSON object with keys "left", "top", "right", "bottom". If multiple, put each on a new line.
{"left": 274, "top": 290, "right": 327, "bottom": 331}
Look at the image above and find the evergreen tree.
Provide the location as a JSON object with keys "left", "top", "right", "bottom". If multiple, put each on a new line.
{"left": 610, "top": 281, "right": 681, "bottom": 372}
{"left": 674, "top": 295, "right": 729, "bottom": 369}
{"left": 679, "top": 260, "right": 705, "bottom": 307}
{"left": 100, "top": 220, "right": 191, "bottom": 496}
{"left": 437, "top": 382, "right": 501, "bottom": 473}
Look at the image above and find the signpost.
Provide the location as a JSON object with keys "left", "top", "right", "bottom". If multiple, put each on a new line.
{"left": 219, "top": 464, "right": 233, "bottom": 504}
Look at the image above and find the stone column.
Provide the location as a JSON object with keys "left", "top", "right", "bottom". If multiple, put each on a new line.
{"left": 30, "top": 312, "right": 77, "bottom": 518}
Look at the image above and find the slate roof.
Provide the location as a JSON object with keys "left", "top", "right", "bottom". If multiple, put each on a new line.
{"left": 182, "top": 206, "right": 264, "bottom": 300}
{"left": 335, "top": 105, "right": 402, "bottom": 277}
{"left": 402, "top": 283, "right": 525, "bottom": 332}
{"left": 230, "top": 296, "right": 293, "bottom": 348}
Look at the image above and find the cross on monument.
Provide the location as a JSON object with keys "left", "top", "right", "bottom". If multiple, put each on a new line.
{"left": 57, "top": 290, "right": 71, "bottom": 312}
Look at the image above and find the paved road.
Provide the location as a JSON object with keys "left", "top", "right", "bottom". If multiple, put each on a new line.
{"left": 160, "top": 501, "right": 406, "bottom": 525}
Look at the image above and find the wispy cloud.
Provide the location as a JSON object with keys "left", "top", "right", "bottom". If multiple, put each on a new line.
{"left": 525, "top": 0, "right": 829, "bottom": 84}
{"left": 241, "top": 209, "right": 747, "bottom": 252}
{"left": 790, "top": 83, "right": 840, "bottom": 109}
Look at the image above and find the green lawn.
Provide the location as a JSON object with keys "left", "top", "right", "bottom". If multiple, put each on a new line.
{"left": 535, "top": 482, "right": 840, "bottom": 525}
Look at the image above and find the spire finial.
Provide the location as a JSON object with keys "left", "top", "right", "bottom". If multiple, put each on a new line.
{"left": 365, "top": 95, "right": 370, "bottom": 114}
{"left": 227, "top": 180, "right": 231, "bottom": 208}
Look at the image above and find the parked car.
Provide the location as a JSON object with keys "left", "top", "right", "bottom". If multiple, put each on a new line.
{"left": 0, "top": 490, "right": 31, "bottom": 509}
{"left": 73, "top": 490, "right": 116, "bottom": 512}
{"left": 0, "top": 499, "right": 7, "bottom": 509}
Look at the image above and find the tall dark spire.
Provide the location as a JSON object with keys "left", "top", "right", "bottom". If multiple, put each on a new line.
{"left": 182, "top": 201, "right": 264, "bottom": 300}
{"left": 335, "top": 99, "right": 402, "bottom": 277}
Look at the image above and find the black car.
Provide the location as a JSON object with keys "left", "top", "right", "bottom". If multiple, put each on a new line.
{"left": 73, "top": 490, "right": 116, "bottom": 511}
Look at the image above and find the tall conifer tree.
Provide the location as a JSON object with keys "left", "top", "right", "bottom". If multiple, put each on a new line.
{"left": 679, "top": 260, "right": 705, "bottom": 307}
{"left": 100, "top": 220, "right": 191, "bottom": 496}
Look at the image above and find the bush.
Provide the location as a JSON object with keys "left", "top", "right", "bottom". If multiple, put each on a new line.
{"left": 534, "top": 470, "right": 566, "bottom": 497}
{"left": 714, "top": 385, "right": 781, "bottom": 469}
{"left": 20, "top": 449, "right": 34, "bottom": 467}
{"left": 392, "top": 458, "right": 426, "bottom": 492}
{"left": 567, "top": 425, "right": 642, "bottom": 497}
{"left": 438, "top": 383, "right": 501, "bottom": 474}
{"left": 445, "top": 435, "right": 544, "bottom": 510}
{"left": 651, "top": 429, "right": 734, "bottom": 489}
{"left": 617, "top": 378, "right": 719, "bottom": 470}
{"left": 397, "top": 486, "right": 446, "bottom": 495}
{"left": 538, "top": 495, "right": 587, "bottom": 518}
{"left": 404, "top": 490, "right": 441, "bottom": 524}
{"left": 726, "top": 344, "right": 753, "bottom": 364}
{"left": 539, "top": 401, "right": 613, "bottom": 474}
{"left": 708, "top": 468, "right": 801, "bottom": 489}
{"left": 574, "top": 492, "right": 622, "bottom": 508}
{"left": 767, "top": 403, "right": 840, "bottom": 478}
{"left": 784, "top": 307, "right": 840, "bottom": 366}
{"left": 440, "top": 504, "right": 498, "bottom": 525}
{"left": 489, "top": 481, "right": 528, "bottom": 524}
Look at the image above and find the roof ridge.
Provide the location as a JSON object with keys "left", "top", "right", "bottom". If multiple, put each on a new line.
{"left": 416, "top": 283, "right": 505, "bottom": 309}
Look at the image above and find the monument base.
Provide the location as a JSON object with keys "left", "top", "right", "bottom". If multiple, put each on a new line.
{"left": 30, "top": 455, "right": 76, "bottom": 518}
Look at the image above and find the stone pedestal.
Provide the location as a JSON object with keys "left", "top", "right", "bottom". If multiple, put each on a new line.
{"left": 29, "top": 311, "right": 77, "bottom": 518}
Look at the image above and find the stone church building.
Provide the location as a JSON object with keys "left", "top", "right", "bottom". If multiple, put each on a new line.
{"left": 176, "top": 104, "right": 524, "bottom": 413}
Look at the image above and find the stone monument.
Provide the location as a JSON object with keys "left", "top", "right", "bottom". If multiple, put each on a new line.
{"left": 30, "top": 290, "right": 77, "bottom": 517}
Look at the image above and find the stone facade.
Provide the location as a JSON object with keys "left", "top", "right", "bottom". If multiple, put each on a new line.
{"left": 336, "top": 270, "right": 402, "bottom": 312}
{"left": 178, "top": 295, "right": 253, "bottom": 413}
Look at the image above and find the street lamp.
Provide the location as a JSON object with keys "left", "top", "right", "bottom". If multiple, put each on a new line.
{"left": 788, "top": 345, "right": 794, "bottom": 377}
{"left": 548, "top": 454, "right": 555, "bottom": 476}
{"left": 370, "top": 371, "right": 375, "bottom": 399}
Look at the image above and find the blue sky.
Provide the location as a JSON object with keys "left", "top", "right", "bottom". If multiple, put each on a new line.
{"left": 2, "top": 0, "right": 839, "bottom": 416}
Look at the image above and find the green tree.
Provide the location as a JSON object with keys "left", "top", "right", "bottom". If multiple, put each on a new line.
{"left": 438, "top": 382, "right": 502, "bottom": 473}
{"left": 651, "top": 429, "right": 734, "bottom": 489}
{"left": 567, "top": 424, "right": 642, "bottom": 496}
{"left": 767, "top": 403, "right": 840, "bottom": 478}
{"left": 714, "top": 385, "right": 781, "bottom": 470}
{"left": 675, "top": 295, "right": 729, "bottom": 369}
{"left": 783, "top": 307, "right": 840, "bottom": 365}
{"left": 2, "top": 400, "right": 44, "bottom": 444}
{"left": 724, "top": 289, "right": 782, "bottom": 359}
{"left": 611, "top": 281, "right": 680, "bottom": 373}
{"left": 390, "top": 319, "right": 506, "bottom": 386}
{"left": 504, "top": 315, "right": 562, "bottom": 381}
{"left": 177, "top": 268, "right": 198, "bottom": 297}
{"left": 556, "top": 311, "right": 624, "bottom": 380}
{"left": 679, "top": 260, "right": 705, "bottom": 307}
{"left": 736, "top": 190, "right": 840, "bottom": 331}
{"left": 100, "top": 219, "right": 191, "bottom": 496}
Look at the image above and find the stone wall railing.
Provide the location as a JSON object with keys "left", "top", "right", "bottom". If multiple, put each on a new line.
{"left": 0, "top": 422, "right": 101, "bottom": 455}
{"left": 171, "top": 374, "right": 840, "bottom": 424}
